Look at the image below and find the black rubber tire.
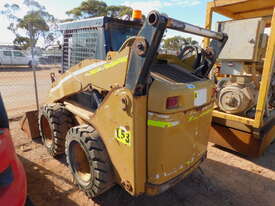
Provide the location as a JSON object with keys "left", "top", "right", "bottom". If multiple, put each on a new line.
{"left": 39, "top": 103, "right": 74, "bottom": 157}
{"left": 65, "top": 125, "right": 114, "bottom": 198}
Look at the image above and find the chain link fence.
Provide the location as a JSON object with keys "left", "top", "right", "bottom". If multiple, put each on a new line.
{"left": 0, "top": 47, "right": 61, "bottom": 119}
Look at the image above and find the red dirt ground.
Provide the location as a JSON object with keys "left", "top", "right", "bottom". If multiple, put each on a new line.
{"left": 10, "top": 120, "right": 275, "bottom": 206}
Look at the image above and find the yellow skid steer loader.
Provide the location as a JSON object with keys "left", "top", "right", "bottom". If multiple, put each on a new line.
{"left": 22, "top": 11, "right": 227, "bottom": 198}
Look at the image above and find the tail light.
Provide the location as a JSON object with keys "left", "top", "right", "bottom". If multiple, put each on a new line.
{"left": 166, "top": 96, "right": 179, "bottom": 109}
{"left": 0, "top": 165, "right": 13, "bottom": 188}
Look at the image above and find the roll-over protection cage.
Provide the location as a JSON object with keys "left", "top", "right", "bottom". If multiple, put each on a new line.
{"left": 59, "top": 17, "right": 141, "bottom": 72}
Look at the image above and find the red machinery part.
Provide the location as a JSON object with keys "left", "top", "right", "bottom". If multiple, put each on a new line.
{"left": 0, "top": 128, "right": 27, "bottom": 206}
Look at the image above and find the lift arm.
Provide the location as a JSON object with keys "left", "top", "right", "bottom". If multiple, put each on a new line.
{"left": 125, "top": 11, "right": 228, "bottom": 96}
{"left": 47, "top": 11, "right": 228, "bottom": 103}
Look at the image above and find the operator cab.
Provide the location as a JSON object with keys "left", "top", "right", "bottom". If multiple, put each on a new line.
{"left": 59, "top": 16, "right": 141, "bottom": 72}
{"left": 59, "top": 15, "right": 208, "bottom": 76}
{"left": 59, "top": 13, "right": 221, "bottom": 113}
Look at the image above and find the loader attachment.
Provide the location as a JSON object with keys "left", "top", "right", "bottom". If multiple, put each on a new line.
{"left": 20, "top": 110, "right": 40, "bottom": 139}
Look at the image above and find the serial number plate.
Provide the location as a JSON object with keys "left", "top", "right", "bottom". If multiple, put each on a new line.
{"left": 115, "top": 127, "right": 131, "bottom": 146}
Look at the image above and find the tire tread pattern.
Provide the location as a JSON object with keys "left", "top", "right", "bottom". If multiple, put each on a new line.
{"left": 39, "top": 103, "right": 74, "bottom": 157}
{"left": 65, "top": 125, "right": 114, "bottom": 198}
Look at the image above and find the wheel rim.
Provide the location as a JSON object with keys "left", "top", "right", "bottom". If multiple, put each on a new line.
{"left": 69, "top": 141, "right": 92, "bottom": 184}
{"left": 41, "top": 115, "right": 53, "bottom": 148}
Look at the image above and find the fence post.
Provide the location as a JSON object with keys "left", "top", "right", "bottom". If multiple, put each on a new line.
{"left": 29, "top": 23, "right": 40, "bottom": 112}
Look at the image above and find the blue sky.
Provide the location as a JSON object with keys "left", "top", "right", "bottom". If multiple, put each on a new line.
{"left": 0, "top": 0, "right": 227, "bottom": 45}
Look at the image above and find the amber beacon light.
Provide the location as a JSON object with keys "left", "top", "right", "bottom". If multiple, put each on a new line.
{"left": 132, "top": 10, "right": 142, "bottom": 21}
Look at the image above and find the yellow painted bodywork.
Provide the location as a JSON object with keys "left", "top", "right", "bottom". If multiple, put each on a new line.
{"left": 148, "top": 78, "right": 214, "bottom": 113}
{"left": 63, "top": 88, "right": 146, "bottom": 195}
{"left": 91, "top": 88, "right": 147, "bottom": 195}
{"left": 48, "top": 47, "right": 130, "bottom": 103}
{"left": 147, "top": 105, "right": 212, "bottom": 184}
{"left": 157, "top": 54, "right": 196, "bottom": 72}
{"left": 147, "top": 78, "right": 214, "bottom": 185}
{"left": 205, "top": 0, "right": 275, "bottom": 156}
{"left": 45, "top": 38, "right": 214, "bottom": 195}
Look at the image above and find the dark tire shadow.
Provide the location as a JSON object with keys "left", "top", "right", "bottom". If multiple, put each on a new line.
{"left": 92, "top": 159, "right": 275, "bottom": 206}
{"left": 18, "top": 154, "right": 275, "bottom": 206}
{"left": 31, "top": 137, "right": 68, "bottom": 166}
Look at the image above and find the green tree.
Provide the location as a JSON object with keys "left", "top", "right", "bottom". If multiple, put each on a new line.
{"left": 163, "top": 36, "right": 198, "bottom": 51}
{"left": 184, "top": 37, "right": 198, "bottom": 46}
{"left": 13, "top": 36, "right": 32, "bottom": 50}
{"left": 66, "top": 0, "right": 133, "bottom": 19}
{"left": 0, "top": 0, "right": 57, "bottom": 49}
{"left": 107, "top": 5, "right": 133, "bottom": 17}
{"left": 18, "top": 11, "right": 49, "bottom": 45}
{"left": 66, "top": 0, "right": 107, "bottom": 18}
{"left": 0, "top": 3, "right": 21, "bottom": 36}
